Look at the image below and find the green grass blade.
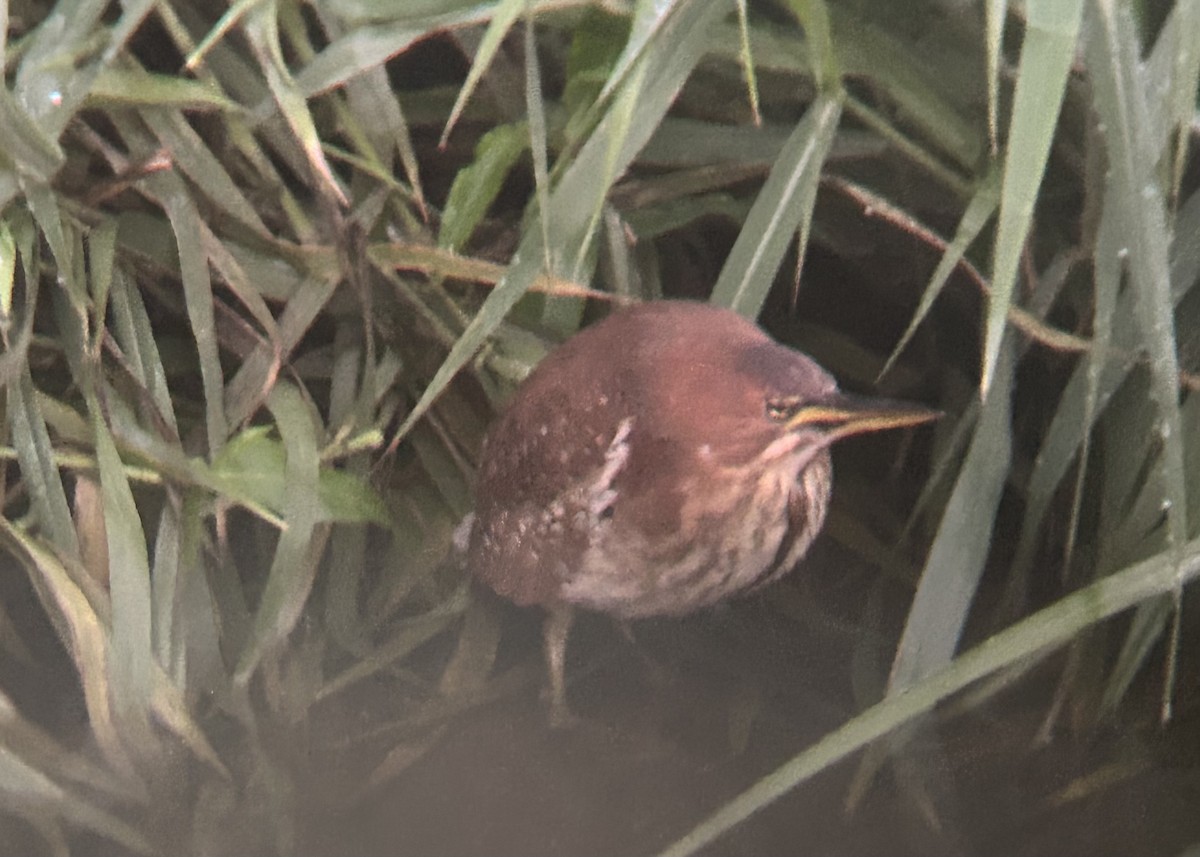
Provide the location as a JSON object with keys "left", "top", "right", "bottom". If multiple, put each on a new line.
{"left": 439, "top": 122, "right": 529, "bottom": 252}
{"left": 1084, "top": 0, "right": 1187, "bottom": 550}
{"left": 246, "top": 1, "right": 347, "bottom": 205}
{"left": 660, "top": 535, "right": 1200, "bottom": 857}
{"left": 565, "top": 38, "right": 645, "bottom": 286}
{"left": 0, "top": 520, "right": 133, "bottom": 780}
{"left": 0, "top": 219, "right": 15, "bottom": 333}
{"left": 1142, "top": 1, "right": 1200, "bottom": 201}
{"left": 318, "top": 600, "right": 466, "bottom": 702}
{"left": 880, "top": 163, "right": 1001, "bottom": 378}
{"left": 150, "top": 493, "right": 186, "bottom": 678}
{"left": 782, "top": 0, "right": 838, "bottom": 88}
{"left": 89, "top": 67, "right": 241, "bottom": 111}
{"left": 0, "top": 687, "right": 138, "bottom": 802}
{"left": 710, "top": 93, "right": 843, "bottom": 318}
{"left": 234, "top": 383, "right": 324, "bottom": 683}
{"left": 341, "top": 65, "right": 427, "bottom": 215}
{"left": 525, "top": 7, "right": 554, "bottom": 276}
{"left": 223, "top": 274, "right": 338, "bottom": 428}
{"left": 390, "top": 0, "right": 733, "bottom": 447}
{"left": 147, "top": 667, "right": 229, "bottom": 778}
{"left": 1102, "top": 596, "right": 1171, "bottom": 713}
{"left": 108, "top": 269, "right": 177, "bottom": 435}
{"left": 733, "top": 0, "right": 761, "bottom": 124}
{"left": 440, "top": 0, "right": 523, "bottom": 146}
{"left": 9, "top": 370, "right": 80, "bottom": 560}
{"left": 0, "top": 90, "right": 65, "bottom": 183}
{"left": 154, "top": 175, "right": 228, "bottom": 453}
{"left": 0, "top": 208, "right": 41, "bottom": 388}
{"left": 154, "top": 490, "right": 222, "bottom": 696}
{"left": 91, "top": 395, "right": 156, "bottom": 737}
{"left": 832, "top": 7, "right": 980, "bottom": 173}
{"left": 297, "top": 5, "right": 493, "bottom": 97}
{"left": 0, "top": 748, "right": 153, "bottom": 855}
{"left": 1060, "top": 186, "right": 1121, "bottom": 580}
{"left": 984, "top": 0, "right": 1084, "bottom": 396}
{"left": 1007, "top": 188, "right": 1200, "bottom": 585}
{"left": 139, "top": 109, "right": 269, "bottom": 236}
{"left": 889, "top": 338, "right": 1013, "bottom": 690}
{"left": 985, "top": 0, "right": 1007, "bottom": 153}
{"left": 595, "top": 0, "right": 684, "bottom": 106}
{"left": 210, "top": 423, "right": 388, "bottom": 524}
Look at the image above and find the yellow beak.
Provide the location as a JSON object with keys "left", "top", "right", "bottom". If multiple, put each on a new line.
{"left": 784, "top": 392, "right": 941, "bottom": 443}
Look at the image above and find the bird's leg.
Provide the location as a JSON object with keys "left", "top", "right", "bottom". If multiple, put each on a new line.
{"left": 543, "top": 604, "right": 575, "bottom": 727}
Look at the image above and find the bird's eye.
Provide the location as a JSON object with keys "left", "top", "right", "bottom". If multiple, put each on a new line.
{"left": 765, "top": 396, "right": 800, "bottom": 422}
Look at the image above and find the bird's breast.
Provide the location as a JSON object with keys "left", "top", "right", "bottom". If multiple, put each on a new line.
{"left": 559, "top": 442, "right": 833, "bottom": 618}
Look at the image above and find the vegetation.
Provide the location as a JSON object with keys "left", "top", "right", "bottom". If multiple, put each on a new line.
{"left": 0, "top": 0, "right": 1197, "bottom": 853}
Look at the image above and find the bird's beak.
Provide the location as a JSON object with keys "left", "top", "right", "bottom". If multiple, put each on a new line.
{"left": 784, "top": 392, "right": 941, "bottom": 443}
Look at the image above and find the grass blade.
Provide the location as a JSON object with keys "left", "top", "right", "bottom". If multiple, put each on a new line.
{"left": 880, "top": 163, "right": 1001, "bottom": 378}
{"left": 710, "top": 93, "right": 843, "bottom": 318}
{"left": 155, "top": 175, "right": 228, "bottom": 452}
{"left": 234, "top": 383, "right": 324, "bottom": 683}
{"left": 660, "top": 535, "right": 1200, "bottom": 856}
{"left": 0, "top": 520, "right": 134, "bottom": 780}
{"left": 389, "top": 0, "right": 734, "bottom": 448}
{"left": 439, "top": 0, "right": 523, "bottom": 146}
{"left": 1084, "top": 0, "right": 1187, "bottom": 550}
{"left": 92, "top": 402, "right": 156, "bottom": 734}
{"left": 889, "top": 338, "right": 1013, "bottom": 690}
{"left": 984, "top": 0, "right": 1084, "bottom": 396}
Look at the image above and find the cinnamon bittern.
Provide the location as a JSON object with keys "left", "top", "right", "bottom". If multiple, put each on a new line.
{"left": 466, "top": 300, "right": 937, "bottom": 723}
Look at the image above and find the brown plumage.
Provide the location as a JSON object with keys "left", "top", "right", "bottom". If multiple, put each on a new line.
{"left": 466, "top": 300, "right": 936, "bottom": 722}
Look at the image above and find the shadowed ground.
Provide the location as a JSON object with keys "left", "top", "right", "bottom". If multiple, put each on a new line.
{"left": 298, "top": 539, "right": 1200, "bottom": 857}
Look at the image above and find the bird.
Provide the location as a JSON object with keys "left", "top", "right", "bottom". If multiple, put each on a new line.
{"left": 464, "top": 300, "right": 937, "bottom": 723}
